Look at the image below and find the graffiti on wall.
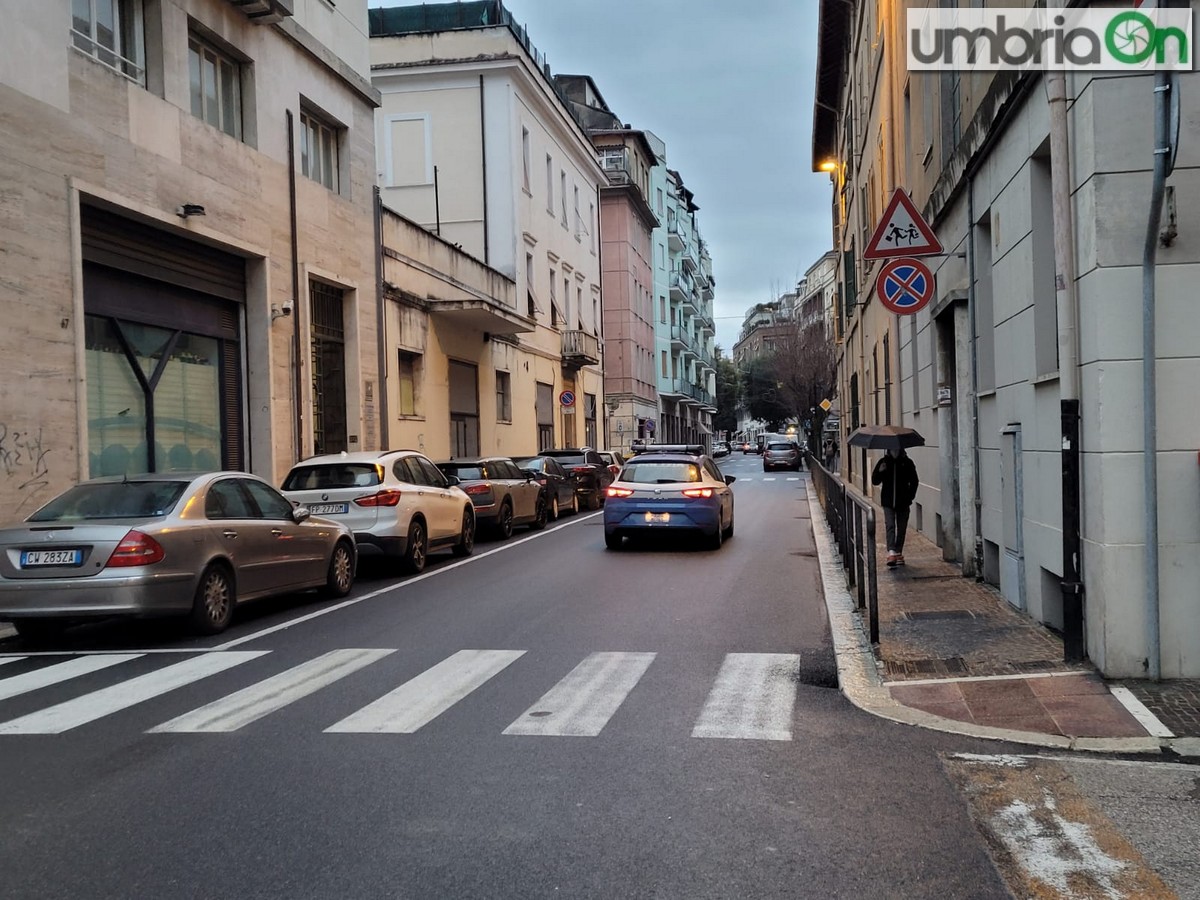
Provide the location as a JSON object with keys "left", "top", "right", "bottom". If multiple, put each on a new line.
{"left": 0, "top": 424, "right": 52, "bottom": 510}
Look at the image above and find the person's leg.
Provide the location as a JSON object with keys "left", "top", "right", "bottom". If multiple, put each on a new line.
{"left": 883, "top": 506, "right": 898, "bottom": 564}
{"left": 894, "top": 505, "right": 911, "bottom": 559}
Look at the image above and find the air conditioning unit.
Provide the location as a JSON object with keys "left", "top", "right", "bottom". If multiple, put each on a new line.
{"left": 227, "top": 0, "right": 294, "bottom": 25}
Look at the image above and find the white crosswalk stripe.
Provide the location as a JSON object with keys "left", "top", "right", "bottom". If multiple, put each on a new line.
{"left": 692, "top": 653, "right": 800, "bottom": 741}
{"left": 326, "top": 649, "right": 524, "bottom": 734}
{"left": 787, "top": 477, "right": 800, "bottom": 481}
{"left": 151, "top": 649, "right": 394, "bottom": 733}
{"left": 0, "top": 657, "right": 22, "bottom": 668}
{"left": 0, "top": 653, "right": 143, "bottom": 703}
{"left": 0, "top": 651, "right": 266, "bottom": 735}
{"left": 504, "top": 651, "right": 656, "bottom": 737}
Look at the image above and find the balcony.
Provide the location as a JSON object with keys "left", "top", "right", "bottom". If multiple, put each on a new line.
{"left": 669, "top": 271, "right": 698, "bottom": 315}
{"left": 670, "top": 324, "right": 693, "bottom": 352}
{"left": 601, "top": 150, "right": 634, "bottom": 187}
{"left": 680, "top": 244, "right": 698, "bottom": 273}
{"left": 667, "top": 218, "right": 686, "bottom": 252}
{"left": 659, "top": 378, "right": 688, "bottom": 400}
{"left": 561, "top": 329, "right": 601, "bottom": 368}
{"left": 697, "top": 315, "right": 715, "bottom": 336}
{"left": 227, "top": 0, "right": 293, "bottom": 24}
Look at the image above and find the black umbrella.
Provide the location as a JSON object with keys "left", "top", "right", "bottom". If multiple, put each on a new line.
{"left": 846, "top": 424, "right": 926, "bottom": 450}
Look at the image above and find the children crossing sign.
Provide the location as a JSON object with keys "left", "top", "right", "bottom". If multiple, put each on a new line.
{"left": 864, "top": 189, "right": 943, "bottom": 259}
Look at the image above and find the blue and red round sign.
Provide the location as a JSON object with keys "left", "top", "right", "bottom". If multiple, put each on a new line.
{"left": 875, "top": 257, "right": 934, "bottom": 315}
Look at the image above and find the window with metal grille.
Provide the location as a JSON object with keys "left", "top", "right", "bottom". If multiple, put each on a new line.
{"left": 72, "top": 0, "right": 145, "bottom": 84}
{"left": 496, "top": 371, "right": 512, "bottom": 422}
{"left": 310, "top": 281, "right": 347, "bottom": 455}
{"left": 301, "top": 109, "right": 340, "bottom": 192}
{"left": 189, "top": 34, "right": 242, "bottom": 140}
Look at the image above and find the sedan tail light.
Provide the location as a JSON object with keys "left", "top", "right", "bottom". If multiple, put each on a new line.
{"left": 105, "top": 530, "right": 165, "bottom": 568}
{"left": 606, "top": 487, "right": 634, "bottom": 498}
{"left": 681, "top": 488, "right": 714, "bottom": 499}
{"left": 354, "top": 489, "right": 403, "bottom": 507}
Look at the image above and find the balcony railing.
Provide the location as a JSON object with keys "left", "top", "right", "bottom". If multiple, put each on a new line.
{"left": 667, "top": 217, "right": 686, "bottom": 252}
{"left": 561, "top": 329, "right": 601, "bottom": 367}
{"left": 670, "top": 324, "right": 694, "bottom": 351}
{"left": 669, "top": 270, "right": 695, "bottom": 305}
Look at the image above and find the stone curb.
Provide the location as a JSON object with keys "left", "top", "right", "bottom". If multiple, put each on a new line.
{"left": 804, "top": 482, "right": 1197, "bottom": 758}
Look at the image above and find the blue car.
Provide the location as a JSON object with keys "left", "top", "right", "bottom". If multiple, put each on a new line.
{"left": 602, "top": 445, "right": 736, "bottom": 550}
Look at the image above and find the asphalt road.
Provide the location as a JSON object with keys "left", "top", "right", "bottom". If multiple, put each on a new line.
{"left": 0, "top": 456, "right": 1019, "bottom": 899}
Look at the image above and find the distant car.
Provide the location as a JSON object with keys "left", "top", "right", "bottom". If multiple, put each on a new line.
{"left": 281, "top": 450, "right": 474, "bottom": 575}
{"left": 513, "top": 455, "right": 581, "bottom": 519}
{"left": 596, "top": 450, "right": 626, "bottom": 480}
{"left": 603, "top": 444, "right": 736, "bottom": 550}
{"left": 712, "top": 441, "right": 730, "bottom": 459}
{"left": 436, "top": 457, "right": 545, "bottom": 538}
{"left": 540, "top": 448, "right": 614, "bottom": 510}
{"left": 763, "top": 440, "right": 802, "bottom": 472}
{"left": 0, "top": 472, "right": 356, "bottom": 639}
{"left": 741, "top": 441, "right": 752, "bottom": 454}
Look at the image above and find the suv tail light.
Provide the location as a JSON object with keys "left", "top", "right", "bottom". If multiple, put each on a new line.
{"left": 571, "top": 466, "right": 593, "bottom": 475}
{"left": 105, "top": 530, "right": 165, "bottom": 568}
{"left": 681, "top": 488, "right": 714, "bottom": 499}
{"left": 354, "top": 489, "right": 403, "bottom": 507}
{"left": 607, "top": 487, "right": 634, "bottom": 498}
{"left": 464, "top": 484, "right": 492, "bottom": 496}
{"left": 608, "top": 465, "right": 620, "bottom": 476}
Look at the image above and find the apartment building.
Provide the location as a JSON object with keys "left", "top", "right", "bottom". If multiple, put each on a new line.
{"left": 369, "top": 1, "right": 605, "bottom": 457}
{"left": 813, "top": 0, "right": 1200, "bottom": 677}
{"left": 0, "top": 0, "right": 380, "bottom": 515}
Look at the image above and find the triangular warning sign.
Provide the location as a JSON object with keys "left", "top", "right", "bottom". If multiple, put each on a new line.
{"left": 864, "top": 189, "right": 943, "bottom": 259}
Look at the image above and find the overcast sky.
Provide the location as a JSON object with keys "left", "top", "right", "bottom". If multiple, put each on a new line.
{"left": 367, "top": 0, "right": 831, "bottom": 352}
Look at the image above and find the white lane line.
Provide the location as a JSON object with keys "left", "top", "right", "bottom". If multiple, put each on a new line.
{"left": 151, "top": 649, "right": 394, "bottom": 733}
{"left": 213, "top": 512, "right": 603, "bottom": 651}
{"left": 0, "top": 654, "right": 142, "bottom": 703}
{"left": 0, "top": 651, "right": 266, "bottom": 735}
{"left": 762, "top": 477, "right": 777, "bottom": 482}
{"left": 326, "top": 649, "right": 524, "bottom": 734}
{"left": 0, "top": 657, "right": 22, "bottom": 667}
{"left": 692, "top": 653, "right": 799, "bottom": 741}
{"left": 503, "top": 651, "right": 656, "bottom": 737}
{"left": 786, "top": 477, "right": 800, "bottom": 481}
{"left": 1108, "top": 685, "right": 1175, "bottom": 739}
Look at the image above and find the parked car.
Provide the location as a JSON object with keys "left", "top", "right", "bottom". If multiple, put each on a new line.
{"left": 436, "top": 457, "right": 545, "bottom": 538}
{"left": 712, "top": 441, "right": 730, "bottom": 459}
{"left": 540, "top": 448, "right": 614, "bottom": 510}
{"left": 596, "top": 450, "right": 626, "bottom": 480}
{"left": 512, "top": 455, "right": 581, "bottom": 519}
{"left": 281, "top": 450, "right": 474, "bottom": 575}
{"left": 603, "top": 445, "right": 736, "bottom": 550}
{"left": 763, "top": 440, "right": 803, "bottom": 472}
{"left": 0, "top": 472, "right": 356, "bottom": 639}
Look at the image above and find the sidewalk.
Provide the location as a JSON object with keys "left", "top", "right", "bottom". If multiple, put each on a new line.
{"left": 806, "top": 479, "right": 1200, "bottom": 757}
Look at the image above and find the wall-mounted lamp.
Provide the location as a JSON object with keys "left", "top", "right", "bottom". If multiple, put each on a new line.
{"left": 177, "top": 203, "right": 206, "bottom": 218}
{"left": 818, "top": 160, "right": 839, "bottom": 173}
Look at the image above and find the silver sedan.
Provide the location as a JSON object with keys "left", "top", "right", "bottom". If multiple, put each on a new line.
{"left": 0, "top": 472, "right": 356, "bottom": 639}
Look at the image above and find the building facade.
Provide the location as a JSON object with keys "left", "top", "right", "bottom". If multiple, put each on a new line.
{"left": 813, "top": 0, "right": 1200, "bottom": 678}
{"left": 0, "top": 0, "right": 380, "bottom": 515}
{"left": 369, "top": 2, "right": 605, "bottom": 457}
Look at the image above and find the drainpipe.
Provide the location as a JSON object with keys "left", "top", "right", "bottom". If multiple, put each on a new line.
{"left": 1046, "top": 70, "right": 1085, "bottom": 663}
{"left": 966, "top": 178, "right": 983, "bottom": 579}
{"left": 479, "top": 74, "right": 490, "bottom": 265}
{"left": 1142, "top": 69, "right": 1172, "bottom": 681}
{"left": 286, "top": 109, "right": 303, "bottom": 461}
{"left": 374, "top": 186, "right": 389, "bottom": 450}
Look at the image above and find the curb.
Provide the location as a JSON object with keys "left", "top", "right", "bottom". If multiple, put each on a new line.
{"left": 805, "top": 482, "right": 1197, "bottom": 758}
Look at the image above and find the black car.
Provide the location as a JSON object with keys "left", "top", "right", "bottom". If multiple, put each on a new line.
{"left": 539, "top": 448, "right": 613, "bottom": 510}
{"left": 512, "top": 455, "right": 581, "bottom": 519}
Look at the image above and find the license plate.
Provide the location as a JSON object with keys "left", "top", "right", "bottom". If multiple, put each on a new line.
{"left": 20, "top": 549, "right": 82, "bottom": 567}
{"left": 644, "top": 512, "right": 670, "bottom": 524}
{"left": 309, "top": 503, "right": 348, "bottom": 515}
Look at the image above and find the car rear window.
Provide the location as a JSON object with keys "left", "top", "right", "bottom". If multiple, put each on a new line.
{"left": 767, "top": 442, "right": 795, "bottom": 451}
{"left": 512, "top": 457, "right": 542, "bottom": 471}
{"left": 620, "top": 462, "right": 701, "bottom": 484}
{"left": 548, "top": 454, "right": 586, "bottom": 466}
{"left": 28, "top": 481, "right": 189, "bottom": 521}
{"left": 441, "top": 465, "right": 484, "bottom": 480}
{"left": 282, "top": 464, "right": 381, "bottom": 491}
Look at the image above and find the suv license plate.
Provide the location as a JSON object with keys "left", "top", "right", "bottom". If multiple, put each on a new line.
{"left": 309, "top": 503, "right": 348, "bottom": 515}
{"left": 21, "top": 549, "right": 83, "bottom": 567}
{"left": 644, "top": 513, "right": 670, "bottom": 524}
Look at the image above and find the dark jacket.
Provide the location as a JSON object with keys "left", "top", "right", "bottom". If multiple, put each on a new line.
{"left": 871, "top": 452, "right": 919, "bottom": 509}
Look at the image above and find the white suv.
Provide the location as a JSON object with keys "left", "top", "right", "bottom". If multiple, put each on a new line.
{"left": 281, "top": 450, "right": 474, "bottom": 574}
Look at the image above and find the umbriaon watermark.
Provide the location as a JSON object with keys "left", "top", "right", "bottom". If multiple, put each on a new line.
{"left": 906, "top": 7, "right": 1192, "bottom": 72}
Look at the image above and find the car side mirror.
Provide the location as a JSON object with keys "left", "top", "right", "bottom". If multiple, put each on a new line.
{"left": 292, "top": 505, "right": 312, "bottom": 523}
{"left": 523, "top": 470, "right": 536, "bottom": 480}
{"left": 444, "top": 474, "right": 461, "bottom": 486}
{"left": 725, "top": 475, "right": 737, "bottom": 485}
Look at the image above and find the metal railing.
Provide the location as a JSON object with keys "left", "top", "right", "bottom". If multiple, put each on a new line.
{"left": 806, "top": 452, "right": 879, "bottom": 644}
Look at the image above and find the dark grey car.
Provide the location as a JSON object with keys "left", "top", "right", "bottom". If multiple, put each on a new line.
{"left": 762, "top": 440, "right": 802, "bottom": 472}
{"left": 436, "top": 457, "right": 546, "bottom": 538}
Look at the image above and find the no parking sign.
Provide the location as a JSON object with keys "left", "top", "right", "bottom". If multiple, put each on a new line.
{"left": 874, "top": 257, "right": 934, "bottom": 315}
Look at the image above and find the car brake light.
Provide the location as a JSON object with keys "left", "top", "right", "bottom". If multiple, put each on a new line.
{"left": 571, "top": 466, "right": 592, "bottom": 474}
{"left": 463, "top": 484, "right": 492, "bottom": 496}
{"left": 607, "top": 487, "right": 634, "bottom": 498}
{"left": 608, "top": 465, "right": 620, "bottom": 476}
{"left": 681, "top": 488, "right": 713, "bottom": 499}
{"left": 354, "top": 489, "right": 403, "bottom": 507}
{"left": 105, "top": 530, "right": 165, "bottom": 568}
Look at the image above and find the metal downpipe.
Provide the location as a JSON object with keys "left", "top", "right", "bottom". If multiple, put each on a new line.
{"left": 966, "top": 178, "right": 983, "bottom": 579}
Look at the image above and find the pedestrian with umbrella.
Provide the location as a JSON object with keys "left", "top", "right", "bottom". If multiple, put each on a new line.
{"left": 848, "top": 425, "right": 923, "bottom": 568}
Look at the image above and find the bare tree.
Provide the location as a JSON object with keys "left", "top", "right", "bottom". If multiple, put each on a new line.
{"left": 768, "top": 319, "right": 837, "bottom": 451}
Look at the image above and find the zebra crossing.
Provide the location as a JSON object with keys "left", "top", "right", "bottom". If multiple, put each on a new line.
{"left": 0, "top": 648, "right": 805, "bottom": 741}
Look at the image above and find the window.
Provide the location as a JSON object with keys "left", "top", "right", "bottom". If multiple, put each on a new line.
{"left": 397, "top": 350, "right": 420, "bottom": 416}
{"left": 496, "top": 371, "right": 512, "bottom": 422}
{"left": 574, "top": 185, "right": 581, "bottom": 239}
{"left": 549, "top": 268, "right": 558, "bottom": 328}
{"left": 660, "top": 296, "right": 666, "bottom": 323}
{"left": 589, "top": 203, "right": 596, "bottom": 253}
{"left": 546, "top": 155, "right": 554, "bottom": 213}
{"left": 525, "top": 252, "right": 538, "bottom": 318}
{"left": 300, "top": 109, "right": 340, "bottom": 192}
{"left": 189, "top": 35, "right": 242, "bottom": 140}
{"left": 242, "top": 480, "right": 294, "bottom": 520}
{"left": 72, "top": 0, "right": 145, "bottom": 83}
{"left": 521, "top": 127, "right": 531, "bottom": 192}
{"left": 656, "top": 188, "right": 663, "bottom": 215}
{"left": 205, "top": 480, "right": 256, "bottom": 520}
{"left": 560, "top": 171, "right": 568, "bottom": 226}
{"left": 661, "top": 349, "right": 668, "bottom": 377}
{"left": 584, "top": 393, "right": 597, "bottom": 448}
